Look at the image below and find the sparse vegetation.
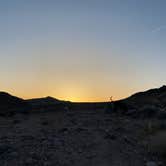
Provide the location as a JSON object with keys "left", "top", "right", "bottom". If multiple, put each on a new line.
{"left": 41, "top": 120, "right": 49, "bottom": 126}
{"left": 1, "top": 87, "right": 166, "bottom": 165}
{"left": 13, "top": 119, "right": 21, "bottom": 124}
{"left": 149, "top": 131, "right": 166, "bottom": 163}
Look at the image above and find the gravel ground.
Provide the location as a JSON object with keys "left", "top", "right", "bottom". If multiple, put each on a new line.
{"left": 0, "top": 108, "right": 150, "bottom": 166}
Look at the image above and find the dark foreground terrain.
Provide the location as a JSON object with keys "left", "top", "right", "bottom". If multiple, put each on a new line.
{"left": 0, "top": 108, "right": 148, "bottom": 166}
{"left": 1, "top": 86, "right": 166, "bottom": 166}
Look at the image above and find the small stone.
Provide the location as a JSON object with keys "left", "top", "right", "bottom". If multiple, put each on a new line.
{"left": 13, "top": 119, "right": 21, "bottom": 124}
{"left": 78, "top": 149, "right": 83, "bottom": 154}
{"left": 10, "top": 151, "right": 18, "bottom": 157}
{"left": 41, "top": 121, "right": 49, "bottom": 126}
{"left": 104, "top": 133, "right": 116, "bottom": 140}
{"left": 0, "top": 145, "right": 12, "bottom": 155}
{"left": 25, "top": 157, "right": 34, "bottom": 164}
{"left": 43, "top": 161, "right": 51, "bottom": 166}
{"left": 146, "top": 161, "right": 158, "bottom": 166}
{"left": 58, "top": 128, "right": 68, "bottom": 133}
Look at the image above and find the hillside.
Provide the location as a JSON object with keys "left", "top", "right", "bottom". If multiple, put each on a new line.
{"left": 0, "top": 87, "right": 166, "bottom": 165}
{"left": 0, "top": 92, "right": 28, "bottom": 115}
{"left": 123, "top": 85, "right": 166, "bottom": 108}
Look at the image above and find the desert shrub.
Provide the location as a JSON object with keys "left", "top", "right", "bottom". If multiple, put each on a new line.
{"left": 149, "top": 131, "right": 166, "bottom": 163}
{"left": 41, "top": 121, "right": 48, "bottom": 126}
{"left": 156, "top": 121, "right": 166, "bottom": 130}
{"left": 157, "top": 111, "right": 166, "bottom": 119}
{"left": 13, "top": 119, "right": 21, "bottom": 124}
{"left": 143, "top": 119, "right": 166, "bottom": 164}
{"left": 144, "top": 120, "right": 166, "bottom": 136}
{"left": 138, "top": 105, "right": 161, "bottom": 118}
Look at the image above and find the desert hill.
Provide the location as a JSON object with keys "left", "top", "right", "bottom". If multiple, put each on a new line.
{"left": 0, "top": 92, "right": 29, "bottom": 115}
{"left": 2, "top": 85, "right": 166, "bottom": 115}
{"left": 26, "top": 96, "right": 68, "bottom": 112}
{"left": 0, "top": 87, "right": 166, "bottom": 165}
{"left": 123, "top": 85, "right": 166, "bottom": 108}
{"left": 27, "top": 96, "right": 62, "bottom": 107}
{"left": 113, "top": 85, "right": 166, "bottom": 118}
{"left": 0, "top": 92, "right": 24, "bottom": 106}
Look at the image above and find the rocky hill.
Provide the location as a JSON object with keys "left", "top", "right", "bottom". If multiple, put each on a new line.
{"left": 0, "top": 92, "right": 28, "bottom": 116}
{"left": 124, "top": 85, "right": 166, "bottom": 108}
{"left": 113, "top": 86, "right": 166, "bottom": 118}
{"left": 27, "top": 96, "right": 62, "bottom": 107}
{"left": 26, "top": 97, "right": 69, "bottom": 112}
{"left": 0, "top": 87, "right": 166, "bottom": 165}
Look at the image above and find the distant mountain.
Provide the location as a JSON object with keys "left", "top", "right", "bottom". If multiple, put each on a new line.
{"left": 2, "top": 86, "right": 166, "bottom": 116}
{"left": 0, "top": 92, "right": 28, "bottom": 115}
{"left": 112, "top": 86, "right": 166, "bottom": 118}
{"left": 26, "top": 96, "right": 68, "bottom": 112}
{"left": 27, "top": 96, "right": 62, "bottom": 106}
{"left": 122, "top": 85, "right": 166, "bottom": 108}
{"left": 0, "top": 92, "right": 25, "bottom": 107}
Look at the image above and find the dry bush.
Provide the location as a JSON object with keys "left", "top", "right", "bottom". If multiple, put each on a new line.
{"left": 149, "top": 131, "right": 166, "bottom": 163}
{"left": 144, "top": 120, "right": 166, "bottom": 135}
{"left": 138, "top": 105, "right": 161, "bottom": 118}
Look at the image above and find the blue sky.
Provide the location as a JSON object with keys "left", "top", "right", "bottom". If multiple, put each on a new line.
{"left": 1, "top": 0, "right": 166, "bottom": 101}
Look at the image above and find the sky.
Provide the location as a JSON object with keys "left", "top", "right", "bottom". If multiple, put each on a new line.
{"left": 1, "top": 0, "right": 166, "bottom": 101}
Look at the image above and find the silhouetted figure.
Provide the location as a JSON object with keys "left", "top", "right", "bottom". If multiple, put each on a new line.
{"left": 105, "top": 96, "right": 114, "bottom": 114}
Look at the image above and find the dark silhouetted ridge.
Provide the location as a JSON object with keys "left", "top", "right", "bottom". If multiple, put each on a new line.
{"left": 0, "top": 92, "right": 28, "bottom": 115}
{"left": 111, "top": 85, "right": 166, "bottom": 114}
{"left": 27, "top": 96, "right": 61, "bottom": 106}
{"left": 26, "top": 96, "right": 67, "bottom": 112}
{"left": 0, "top": 92, "right": 25, "bottom": 107}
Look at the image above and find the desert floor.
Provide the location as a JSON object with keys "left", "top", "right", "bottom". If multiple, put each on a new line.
{"left": 0, "top": 107, "right": 155, "bottom": 166}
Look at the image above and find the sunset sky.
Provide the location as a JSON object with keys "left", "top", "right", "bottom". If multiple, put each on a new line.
{"left": 1, "top": 0, "right": 166, "bottom": 101}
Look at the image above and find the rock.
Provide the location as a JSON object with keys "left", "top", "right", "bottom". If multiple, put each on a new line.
{"left": 25, "top": 157, "right": 34, "bottom": 165}
{"left": 10, "top": 151, "right": 18, "bottom": 157}
{"left": 146, "top": 161, "right": 158, "bottom": 166}
{"left": 64, "top": 106, "right": 69, "bottom": 111}
{"left": 104, "top": 133, "right": 116, "bottom": 140}
{"left": 13, "top": 119, "right": 21, "bottom": 124}
{"left": 0, "top": 145, "right": 13, "bottom": 155}
{"left": 123, "top": 136, "right": 134, "bottom": 145}
{"left": 58, "top": 128, "right": 68, "bottom": 134}
{"left": 157, "top": 111, "right": 166, "bottom": 119}
{"left": 125, "top": 109, "right": 137, "bottom": 116}
{"left": 43, "top": 161, "right": 51, "bottom": 166}
{"left": 86, "top": 153, "right": 97, "bottom": 159}
{"left": 41, "top": 121, "right": 49, "bottom": 126}
{"left": 78, "top": 148, "right": 83, "bottom": 154}
{"left": 75, "top": 127, "right": 87, "bottom": 133}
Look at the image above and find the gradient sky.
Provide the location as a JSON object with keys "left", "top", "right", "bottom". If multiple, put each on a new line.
{"left": 1, "top": 0, "right": 166, "bottom": 101}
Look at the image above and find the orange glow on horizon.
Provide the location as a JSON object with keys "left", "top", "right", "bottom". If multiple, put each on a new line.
{"left": 4, "top": 89, "right": 128, "bottom": 102}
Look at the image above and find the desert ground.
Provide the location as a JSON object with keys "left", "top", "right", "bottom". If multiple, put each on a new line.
{"left": 0, "top": 107, "right": 148, "bottom": 166}
{"left": 1, "top": 86, "right": 166, "bottom": 166}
